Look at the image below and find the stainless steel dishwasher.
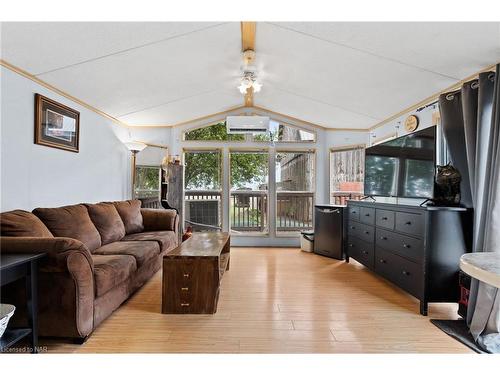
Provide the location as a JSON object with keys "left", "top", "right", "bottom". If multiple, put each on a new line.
{"left": 313, "top": 204, "right": 345, "bottom": 259}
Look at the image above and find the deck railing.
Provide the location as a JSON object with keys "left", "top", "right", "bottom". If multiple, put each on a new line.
{"left": 184, "top": 190, "right": 314, "bottom": 232}
{"left": 330, "top": 191, "right": 364, "bottom": 205}
{"left": 276, "top": 191, "right": 314, "bottom": 232}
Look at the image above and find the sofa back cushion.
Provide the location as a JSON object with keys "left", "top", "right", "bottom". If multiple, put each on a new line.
{"left": 0, "top": 210, "right": 54, "bottom": 238}
{"left": 112, "top": 200, "right": 144, "bottom": 234}
{"left": 86, "top": 202, "right": 126, "bottom": 245}
{"left": 33, "top": 204, "right": 101, "bottom": 251}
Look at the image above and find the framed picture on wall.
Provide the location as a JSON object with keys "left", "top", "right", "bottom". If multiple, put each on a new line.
{"left": 35, "top": 93, "right": 80, "bottom": 152}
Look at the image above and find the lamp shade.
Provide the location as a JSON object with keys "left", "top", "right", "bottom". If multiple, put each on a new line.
{"left": 124, "top": 141, "right": 147, "bottom": 152}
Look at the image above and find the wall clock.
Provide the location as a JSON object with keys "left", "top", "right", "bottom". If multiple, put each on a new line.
{"left": 404, "top": 115, "right": 419, "bottom": 132}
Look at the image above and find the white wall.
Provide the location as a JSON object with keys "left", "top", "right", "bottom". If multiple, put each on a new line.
{"left": 0, "top": 66, "right": 131, "bottom": 211}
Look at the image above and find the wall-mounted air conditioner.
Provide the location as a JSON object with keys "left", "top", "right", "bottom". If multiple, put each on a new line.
{"left": 226, "top": 116, "right": 270, "bottom": 134}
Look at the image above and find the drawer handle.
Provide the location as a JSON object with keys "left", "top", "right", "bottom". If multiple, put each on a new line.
{"left": 403, "top": 243, "right": 410, "bottom": 248}
{"left": 381, "top": 217, "right": 388, "bottom": 221}
{"left": 183, "top": 273, "right": 190, "bottom": 278}
{"left": 350, "top": 226, "right": 356, "bottom": 230}
{"left": 402, "top": 270, "right": 410, "bottom": 276}
{"left": 379, "top": 259, "right": 387, "bottom": 264}
{"left": 352, "top": 211, "right": 357, "bottom": 214}
{"left": 348, "top": 243, "right": 353, "bottom": 247}
{"left": 181, "top": 287, "right": 189, "bottom": 291}
{"left": 379, "top": 236, "right": 387, "bottom": 240}
{"left": 365, "top": 213, "right": 370, "bottom": 217}
{"left": 180, "top": 303, "right": 190, "bottom": 307}
{"left": 364, "top": 231, "right": 370, "bottom": 234}
{"left": 362, "top": 250, "right": 369, "bottom": 255}
{"left": 405, "top": 221, "right": 412, "bottom": 225}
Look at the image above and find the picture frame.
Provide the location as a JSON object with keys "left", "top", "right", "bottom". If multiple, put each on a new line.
{"left": 35, "top": 93, "right": 80, "bottom": 152}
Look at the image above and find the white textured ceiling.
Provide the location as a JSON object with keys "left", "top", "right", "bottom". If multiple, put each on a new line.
{"left": 1, "top": 22, "right": 499, "bottom": 129}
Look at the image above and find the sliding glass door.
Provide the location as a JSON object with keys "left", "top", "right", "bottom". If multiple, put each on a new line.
{"left": 183, "top": 149, "right": 222, "bottom": 231}
{"left": 275, "top": 150, "right": 315, "bottom": 234}
{"left": 229, "top": 150, "right": 269, "bottom": 234}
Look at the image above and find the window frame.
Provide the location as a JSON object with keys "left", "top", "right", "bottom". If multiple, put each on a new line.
{"left": 274, "top": 148, "right": 316, "bottom": 237}
{"left": 329, "top": 144, "right": 366, "bottom": 205}
{"left": 182, "top": 147, "right": 224, "bottom": 231}
{"left": 134, "top": 165, "right": 161, "bottom": 200}
{"left": 228, "top": 147, "right": 270, "bottom": 236}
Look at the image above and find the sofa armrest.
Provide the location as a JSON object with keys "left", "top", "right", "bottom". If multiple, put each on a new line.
{"left": 0, "top": 236, "right": 93, "bottom": 272}
{"left": 0, "top": 236, "right": 95, "bottom": 338}
{"left": 141, "top": 208, "right": 178, "bottom": 233}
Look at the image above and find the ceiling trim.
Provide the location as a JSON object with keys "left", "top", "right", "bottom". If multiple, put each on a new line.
{"left": 252, "top": 105, "right": 368, "bottom": 132}
{"left": 369, "top": 62, "right": 499, "bottom": 131}
{"left": 1, "top": 59, "right": 129, "bottom": 128}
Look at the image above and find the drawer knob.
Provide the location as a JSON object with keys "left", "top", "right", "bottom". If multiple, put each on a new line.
{"left": 381, "top": 217, "right": 388, "bottom": 221}
{"left": 364, "top": 231, "right": 370, "bottom": 234}
{"left": 365, "top": 213, "right": 370, "bottom": 217}
{"left": 352, "top": 211, "right": 357, "bottom": 214}
{"left": 183, "top": 273, "right": 190, "bottom": 278}
{"left": 181, "top": 287, "right": 189, "bottom": 291}
{"left": 379, "top": 259, "right": 386, "bottom": 264}
{"left": 348, "top": 243, "right": 353, "bottom": 247}
{"left": 380, "top": 236, "right": 387, "bottom": 240}
{"left": 405, "top": 221, "right": 412, "bottom": 225}
{"left": 362, "top": 250, "right": 369, "bottom": 255}
{"left": 351, "top": 226, "right": 356, "bottom": 229}
{"left": 180, "top": 303, "right": 190, "bottom": 307}
{"left": 402, "top": 270, "right": 410, "bottom": 276}
{"left": 403, "top": 243, "right": 410, "bottom": 248}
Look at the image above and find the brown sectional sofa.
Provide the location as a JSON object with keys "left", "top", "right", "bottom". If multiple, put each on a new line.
{"left": 0, "top": 200, "right": 178, "bottom": 341}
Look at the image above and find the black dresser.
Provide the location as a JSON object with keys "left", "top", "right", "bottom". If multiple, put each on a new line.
{"left": 346, "top": 200, "right": 472, "bottom": 315}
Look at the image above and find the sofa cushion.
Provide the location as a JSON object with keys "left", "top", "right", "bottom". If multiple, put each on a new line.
{"left": 122, "top": 230, "right": 178, "bottom": 253}
{"left": 33, "top": 204, "right": 102, "bottom": 252}
{"left": 112, "top": 200, "right": 144, "bottom": 234}
{"left": 93, "top": 241, "right": 160, "bottom": 268}
{"left": 86, "top": 202, "right": 126, "bottom": 245}
{"left": 92, "top": 254, "right": 137, "bottom": 297}
{"left": 0, "top": 210, "right": 54, "bottom": 238}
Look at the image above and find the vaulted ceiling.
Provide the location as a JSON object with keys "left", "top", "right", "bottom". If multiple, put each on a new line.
{"left": 2, "top": 22, "right": 499, "bottom": 129}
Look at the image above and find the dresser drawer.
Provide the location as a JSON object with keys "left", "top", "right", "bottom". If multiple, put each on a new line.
{"left": 348, "top": 220, "right": 374, "bottom": 243}
{"left": 376, "top": 228, "right": 424, "bottom": 263}
{"left": 348, "top": 205, "right": 361, "bottom": 221}
{"left": 347, "top": 237, "right": 374, "bottom": 269}
{"left": 375, "top": 247, "right": 423, "bottom": 299}
{"left": 375, "top": 209, "right": 395, "bottom": 230}
{"left": 360, "top": 207, "right": 375, "bottom": 225}
{"left": 395, "top": 211, "right": 424, "bottom": 236}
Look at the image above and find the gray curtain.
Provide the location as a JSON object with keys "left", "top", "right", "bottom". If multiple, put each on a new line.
{"left": 439, "top": 64, "right": 500, "bottom": 353}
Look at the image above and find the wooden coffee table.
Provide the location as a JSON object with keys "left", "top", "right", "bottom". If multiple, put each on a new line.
{"left": 162, "top": 232, "right": 230, "bottom": 314}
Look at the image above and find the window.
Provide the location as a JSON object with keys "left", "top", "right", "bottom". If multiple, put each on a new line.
{"left": 275, "top": 151, "right": 315, "bottom": 233}
{"left": 183, "top": 120, "right": 315, "bottom": 143}
{"left": 230, "top": 150, "right": 269, "bottom": 234}
{"left": 134, "top": 166, "right": 161, "bottom": 199}
{"left": 183, "top": 149, "right": 222, "bottom": 231}
{"left": 330, "top": 146, "right": 365, "bottom": 205}
{"left": 253, "top": 120, "right": 315, "bottom": 143}
{"left": 183, "top": 122, "right": 244, "bottom": 141}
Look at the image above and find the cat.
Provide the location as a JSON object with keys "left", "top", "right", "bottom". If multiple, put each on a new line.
{"left": 433, "top": 163, "right": 461, "bottom": 206}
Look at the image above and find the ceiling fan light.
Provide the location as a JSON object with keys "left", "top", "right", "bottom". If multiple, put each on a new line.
{"left": 238, "top": 83, "right": 248, "bottom": 94}
{"left": 253, "top": 81, "right": 262, "bottom": 93}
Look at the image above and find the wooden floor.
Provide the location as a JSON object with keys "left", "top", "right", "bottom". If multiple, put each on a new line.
{"left": 43, "top": 248, "right": 471, "bottom": 353}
